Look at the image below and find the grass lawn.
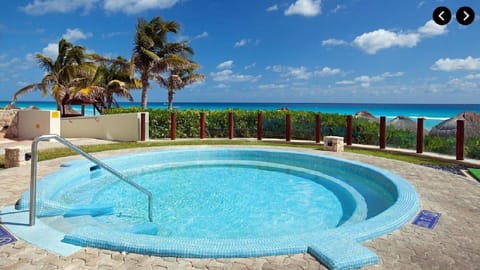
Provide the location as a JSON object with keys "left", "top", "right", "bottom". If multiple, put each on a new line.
{"left": 467, "top": 168, "right": 480, "bottom": 182}
{"left": 0, "top": 140, "right": 466, "bottom": 169}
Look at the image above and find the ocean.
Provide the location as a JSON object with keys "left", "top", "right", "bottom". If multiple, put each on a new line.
{"left": 3, "top": 101, "right": 480, "bottom": 130}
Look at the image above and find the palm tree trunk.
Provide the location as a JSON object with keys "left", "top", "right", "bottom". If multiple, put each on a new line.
{"left": 141, "top": 84, "right": 148, "bottom": 109}
{"left": 168, "top": 89, "right": 174, "bottom": 110}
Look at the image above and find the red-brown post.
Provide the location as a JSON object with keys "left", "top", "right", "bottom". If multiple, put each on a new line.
{"left": 346, "top": 115, "right": 353, "bottom": 146}
{"left": 257, "top": 112, "right": 263, "bottom": 141}
{"left": 170, "top": 112, "right": 176, "bottom": 140}
{"left": 286, "top": 114, "right": 291, "bottom": 142}
{"left": 315, "top": 114, "right": 321, "bottom": 144}
{"left": 416, "top": 118, "right": 424, "bottom": 154}
{"left": 140, "top": 112, "right": 146, "bottom": 141}
{"left": 379, "top": 116, "right": 386, "bottom": 149}
{"left": 228, "top": 112, "right": 234, "bottom": 140}
{"left": 456, "top": 120, "right": 465, "bottom": 160}
{"left": 200, "top": 112, "right": 205, "bottom": 139}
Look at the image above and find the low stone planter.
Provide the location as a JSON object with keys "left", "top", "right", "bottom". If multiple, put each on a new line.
{"left": 323, "top": 136, "right": 344, "bottom": 152}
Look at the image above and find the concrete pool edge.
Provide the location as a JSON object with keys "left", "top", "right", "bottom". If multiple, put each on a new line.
{"left": 9, "top": 147, "right": 420, "bottom": 269}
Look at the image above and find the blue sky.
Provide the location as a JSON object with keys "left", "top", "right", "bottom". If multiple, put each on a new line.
{"left": 1, "top": 0, "right": 479, "bottom": 104}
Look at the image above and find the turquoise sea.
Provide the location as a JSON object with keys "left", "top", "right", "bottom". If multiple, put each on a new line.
{"left": 3, "top": 101, "right": 480, "bottom": 130}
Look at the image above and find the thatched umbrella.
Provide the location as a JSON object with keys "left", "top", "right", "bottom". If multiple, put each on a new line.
{"left": 354, "top": 111, "right": 379, "bottom": 123}
{"left": 429, "top": 111, "right": 480, "bottom": 138}
{"left": 388, "top": 116, "right": 427, "bottom": 133}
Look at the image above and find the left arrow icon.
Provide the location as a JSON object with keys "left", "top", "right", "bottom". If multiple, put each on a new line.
{"left": 433, "top": 7, "right": 451, "bottom": 25}
{"left": 439, "top": 11, "right": 445, "bottom": 21}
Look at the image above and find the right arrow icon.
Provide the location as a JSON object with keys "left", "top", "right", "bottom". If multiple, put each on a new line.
{"left": 457, "top": 7, "right": 475, "bottom": 25}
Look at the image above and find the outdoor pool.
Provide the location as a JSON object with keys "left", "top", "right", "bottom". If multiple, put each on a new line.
{"left": 14, "top": 147, "right": 419, "bottom": 269}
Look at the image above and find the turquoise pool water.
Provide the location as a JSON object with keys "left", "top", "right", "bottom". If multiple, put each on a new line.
{"left": 14, "top": 147, "right": 419, "bottom": 269}
{"left": 71, "top": 162, "right": 367, "bottom": 239}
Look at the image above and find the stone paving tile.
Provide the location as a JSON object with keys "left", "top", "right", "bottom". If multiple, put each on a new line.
{"left": 1, "top": 146, "right": 479, "bottom": 269}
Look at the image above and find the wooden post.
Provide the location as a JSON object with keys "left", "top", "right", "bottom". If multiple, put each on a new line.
{"left": 286, "top": 114, "right": 291, "bottom": 142}
{"left": 416, "top": 118, "right": 424, "bottom": 154}
{"left": 170, "top": 112, "right": 176, "bottom": 140}
{"left": 379, "top": 116, "right": 386, "bottom": 149}
{"left": 346, "top": 115, "right": 353, "bottom": 146}
{"left": 456, "top": 120, "right": 465, "bottom": 160}
{"left": 200, "top": 112, "right": 205, "bottom": 139}
{"left": 315, "top": 114, "right": 321, "bottom": 144}
{"left": 228, "top": 112, "right": 234, "bottom": 140}
{"left": 257, "top": 112, "right": 262, "bottom": 141}
{"left": 140, "top": 113, "right": 146, "bottom": 141}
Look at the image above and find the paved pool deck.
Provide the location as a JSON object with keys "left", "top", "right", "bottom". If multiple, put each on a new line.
{"left": 1, "top": 142, "right": 479, "bottom": 269}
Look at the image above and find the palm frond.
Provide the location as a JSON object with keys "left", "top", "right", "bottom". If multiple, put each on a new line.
{"left": 12, "top": 84, "right": 43, "bottom": 102}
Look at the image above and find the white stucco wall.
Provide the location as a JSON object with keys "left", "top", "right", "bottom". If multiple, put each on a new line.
{"left": 60, "top": 112, "right": 149, "bottom": 142}
{"left": 17, "top": 110, "right": 61, "bottom": 139}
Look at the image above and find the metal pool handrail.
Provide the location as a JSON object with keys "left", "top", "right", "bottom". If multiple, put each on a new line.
{"left": 29, "top": 134, "right": 153, "bottom": 226}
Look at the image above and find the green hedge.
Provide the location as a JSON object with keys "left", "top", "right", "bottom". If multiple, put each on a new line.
{"left": 105, "top": 108, "right": 480, "bottom": 159}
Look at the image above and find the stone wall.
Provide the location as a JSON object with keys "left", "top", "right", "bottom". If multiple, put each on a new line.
{"left": 0, "top": 110, "right": 19, "bottom": 139}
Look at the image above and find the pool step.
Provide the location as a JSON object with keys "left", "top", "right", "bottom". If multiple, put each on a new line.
{"left": 122, "top": 222, "right": 159, "bottom": 235}
{"left": 39, "top": 204, "right": 114, "bottom": 218}
{"left": 308, "top": 238, "right": 378, "bottom": 270}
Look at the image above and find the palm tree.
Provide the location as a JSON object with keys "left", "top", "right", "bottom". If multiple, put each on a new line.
{"left": 131, "top": 16, "right": 180, "bottom": 109}
{"left": 12, "top": 39, "right": 95, "bottom": 113}
{"left": 75, "top": 57, "right": 140, "bottom": 110}
{"left": 154, "top": 55, "right": 205, "bottom": 109}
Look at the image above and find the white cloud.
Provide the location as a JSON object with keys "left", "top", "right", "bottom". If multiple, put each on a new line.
{"left": 286, "top": 66, "right": 311, "bottom": 79}
{"left": 431, "top": 56, "right": 480, "bottom": 71}
{"left": 351, "top": 20, "right": 448, "bottom": 55}
{"left": 215, "top": 83, "right": 228, "bottom": 89}
{"left": 233, "top": 38, "right": 259, "bottom": 48}
{"left": 210, "top": 69, "right": 261, "bottom": 82}
{"left": 465, "top": 73, "right": 480, "bottom": 80}
{"left": 353, "top": 29, "right": 420, "bottom": 54}
{"left": 0, "top": 57, "right": 20, "bottom": 69}
{"left": 331, "top": 4, "right": 346, "bottom": 13}
{"left": 193, "top": 32, "right": 209, "bottom": 40}
{"left": 321, "top": 38, "right": 348, "bottom": 46}
{"left": 267, "top": 65, "right": 342, "bottom": 79}
{"left": 418, "top": 20, "right": 447, "bottom": 37}
{"left": 244, "top": 63, "right": 256, "bottom": 70}
{"left": 315, "top": 67, "right": 341, "bottom": 76}
{"left": 336, "top": 72, "right": 404, "bottom": 88}
{"left": 21, "top": 0, "right": 99, "bottom": 15}
{"left": 217, "top": 60, "right": 234, "bottom": 70}
{"left": 62, "top": 28, "right": 92, "bottom": 42}
{"left": 39, "top": 28, "right": 93, "bottom": 59}
{"left": 234, "top": 39, "right": 248, "bottom": 48}
{"left": 42, "top": 43, "right": 59, "bottom": 59}
{"left": 103, "top": 0, "right": 179, "bottom": 14}
{"left": 285, "top": 0, "right": 321, "bottom": 17}
{"left": 266, "top": 5, "right": 278, "bottom": 12}
{"left": 258, "top": 84, "right": 288, "bottom": 89}
{"left": 266, "top": 65, "right": 284, "bottom": 72}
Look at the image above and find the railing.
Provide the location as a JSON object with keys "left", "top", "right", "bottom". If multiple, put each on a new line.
{"left": 29, "top": 134, "right": 152, "bottom": 226}
{"left": 164, "top": 111, "right": 477, "bottom": 161}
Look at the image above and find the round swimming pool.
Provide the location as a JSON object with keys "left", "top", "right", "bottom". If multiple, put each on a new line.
{"left": 16, "top": 147, "right": 419, "bottom": 269}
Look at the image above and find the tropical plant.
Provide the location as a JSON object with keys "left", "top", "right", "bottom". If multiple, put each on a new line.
{"left": 74, "top": 56, "right": 140, "bottom": 110}
{"left": 12, "top": 39, "right": 95, "bottom": 112}
{"left": 131, "top": 16, "right": 181, "bottom": 109}
{"left": 154, "top": 54, "right": 205, "bottom": 109}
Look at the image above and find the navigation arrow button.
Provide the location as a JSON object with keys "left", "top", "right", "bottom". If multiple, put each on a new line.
{"left": 433, "top": 7, "right": 451, "bottom": 25}
{"left": 456, "top": 7, "right": 475, "bottom": 25}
